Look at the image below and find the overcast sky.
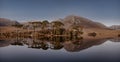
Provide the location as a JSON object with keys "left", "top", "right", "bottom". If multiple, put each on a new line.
{"left": 0, "top": 0, "right": 120, "bottom": 26}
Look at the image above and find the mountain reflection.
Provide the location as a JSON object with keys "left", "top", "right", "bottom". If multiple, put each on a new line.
{"left": 0, "top": 37, "right": 120, "bottom": 52}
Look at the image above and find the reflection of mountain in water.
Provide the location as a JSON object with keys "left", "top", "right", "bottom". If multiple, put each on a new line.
{"left": 109, "top": 37, "right": 120, "bottom": 42}
{"left": 63, "top": 39, "right": 107, "bottom": 52}
{"left": 0, "top": 37, "right": 120, "bottom": 52}
{"left": 0, "top": 40, "right": 10, "bottom": 47}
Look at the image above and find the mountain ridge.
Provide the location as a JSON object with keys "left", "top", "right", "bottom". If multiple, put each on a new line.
{"left": 0, "top": 18, "right": 20, "bottom": 26}
{"left": 61, "top": 15, "right": 108, "bottom": 29}
{"left": 0, "top": 15, "right": 114, "bottom": 30}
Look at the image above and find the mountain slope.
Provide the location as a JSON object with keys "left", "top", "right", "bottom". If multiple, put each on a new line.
{"left": 0, "top": 18, "right": 20, "bottom": 26}
{"left": 61, "top": 15, "right": 107, "bottom": 29}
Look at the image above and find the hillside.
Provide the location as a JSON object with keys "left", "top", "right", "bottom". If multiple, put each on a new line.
{"left": 61, "top": 15, "right": 108, "bottom": 29}
{"left": 0, "top": 18, "right": 20, "bottom": 26}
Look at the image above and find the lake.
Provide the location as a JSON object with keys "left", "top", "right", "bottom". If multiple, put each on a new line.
{"left": 0, "top": 37, "right": 120, "bottom": 62}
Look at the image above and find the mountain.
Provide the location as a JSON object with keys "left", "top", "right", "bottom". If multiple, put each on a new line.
{"left": 0, "top": 15, "right": 109, "bottom": 29}
{"left": 60, "top": 15, "right": 107, "bottom": 29}
{"left": 0, "top": 18, "right": 20, "bottom": 26}
{"left": 109, "top": 25, "right": 120, "bottom": 30}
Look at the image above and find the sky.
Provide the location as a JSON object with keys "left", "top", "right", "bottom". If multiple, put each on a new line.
{"left": 0, "top": 0, "right": 120, "bottom": 26}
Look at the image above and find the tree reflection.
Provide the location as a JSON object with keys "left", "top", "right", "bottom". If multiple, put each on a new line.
{"left": 50, "top": 41, "right": 63, "bottom": 50}
{"left": 0, "top": 36, "right": 120, "bottom": 52}
{"left": 10, "top": 37, "right": 24, "bottom": 46}
{"left": 63, "top": 39, "right": 107, "bottom": 52}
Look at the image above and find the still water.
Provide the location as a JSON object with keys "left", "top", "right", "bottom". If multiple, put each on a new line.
{"left": 0, "top": 37, "right": 120, "bottom": 62}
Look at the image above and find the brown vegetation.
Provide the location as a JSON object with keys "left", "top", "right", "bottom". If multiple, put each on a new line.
{"left": 0, "top": 15, "right": 120, "bottom": 39}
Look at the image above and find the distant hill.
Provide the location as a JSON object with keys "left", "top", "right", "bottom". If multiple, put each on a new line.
{"left": 60, "top": 15, "right": 108, "bottom": 29}
{"left": 109, "top": 25, "right": 120, "bottom": 30}
{"left": 0, "top": 18, "right": 20, "bottom": 26}
{"left": 0, "top": 15, "right": 110, "bottom": 29}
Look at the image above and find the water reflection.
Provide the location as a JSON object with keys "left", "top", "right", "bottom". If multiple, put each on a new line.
{"left": 0, "top": 36, "right": 120, "bottom": 52}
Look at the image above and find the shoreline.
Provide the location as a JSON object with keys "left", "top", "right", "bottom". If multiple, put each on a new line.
{"left": 0, "top": 26, "right": 120, "bottom": 39}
